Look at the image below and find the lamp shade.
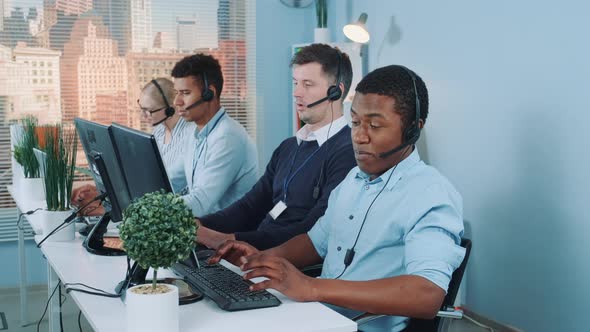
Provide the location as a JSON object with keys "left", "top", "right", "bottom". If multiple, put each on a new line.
{"left": 343, "top": 13, "right": 370, "bottom": 43}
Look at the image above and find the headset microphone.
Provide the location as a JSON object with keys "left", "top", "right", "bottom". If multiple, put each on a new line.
{"left": 184, "top": 98, "right": 207, "bottom": 111}
{"left": 179, "top": 71, "right": 215, "bottom": 113}
{"left": 150, "top": 79, "right": 176, "bottom": 127}
{"left": 378, "top": 66, "right": 422, "bottom": 160}
{"left": 305, "top": 50, "right": 344, "bottom": 109}
{"left": 306, "top": 95, "right": 330, "bottom": 109}
{"left": 377, "top": 140, "right": 416, "bottom": 159}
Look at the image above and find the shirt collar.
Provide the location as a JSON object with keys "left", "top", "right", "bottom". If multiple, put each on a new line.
{"left": 195, "top": 107, "right": 225, "bottom": 140}
{"left": 296, "top": 116, "right": 347, "bottom": 147}
{"left": 355, "top": 148, "right": 421, "bottom": 191}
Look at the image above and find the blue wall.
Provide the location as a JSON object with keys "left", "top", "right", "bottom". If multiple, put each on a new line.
{"left": 255, "top": 0, "right": 314, "bottom": 165}
{"left": 0, "top": 240, "right": 47, "bottom": 288}
{"left": 327, "top": 1, "right": 590, "bottom": 331}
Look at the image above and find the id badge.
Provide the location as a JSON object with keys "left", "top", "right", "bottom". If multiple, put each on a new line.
{"left": 269, "top": 201, "right": 287, "bottom": 220}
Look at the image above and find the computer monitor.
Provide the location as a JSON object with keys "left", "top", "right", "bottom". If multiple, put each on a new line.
{"left": 75, "top": 118, "right": 131, "bottom": 222}
{"left": 75, "top": 118, "right": 132, "bottom": 256}
{"left": 108, "top": 123, "right": 173, "bottom": 297}
{"left": 109, "top": 123, "right": 173, "bottom": 198}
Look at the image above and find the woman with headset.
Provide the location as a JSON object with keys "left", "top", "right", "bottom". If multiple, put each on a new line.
{"left": 72, "top": 78, "right": 195, "bottom": 215}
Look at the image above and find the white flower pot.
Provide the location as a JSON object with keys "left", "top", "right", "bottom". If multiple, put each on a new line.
{"left": 314, "top": 27, "right": 330, "bottom": 43}
{"left": 18, "top": 177, "right": 45, "bottom": 203}
{"left": 41, "top": 210, "right": 75, "bottom": 242}
{"left": 126, "top": 284, "right": 179, "bottom": 332}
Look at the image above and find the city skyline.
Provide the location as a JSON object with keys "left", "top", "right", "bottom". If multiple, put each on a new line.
{"left": 8, "top": 0, "right": 219, "bottom": 42}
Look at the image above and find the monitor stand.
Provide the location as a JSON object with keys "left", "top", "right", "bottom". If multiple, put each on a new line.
{"left": 83, "top": 212, "right": 125, "bottom": 256}
{"left": 115, "top": 261, "right": 148, "bottom": 301}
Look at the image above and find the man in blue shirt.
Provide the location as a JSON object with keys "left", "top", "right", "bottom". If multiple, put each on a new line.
{"left": 172, "top": 54, "right": 258, "bottom": 217}
{"left": 196, "top": 44, "right": 356, "bottom": 250}
{"left": 209, "top": 65, "right": 465, "bottom": 332}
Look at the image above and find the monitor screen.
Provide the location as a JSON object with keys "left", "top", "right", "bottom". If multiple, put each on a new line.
{"left": 109, "top": 123, "right": 172, "bottom": 200}
{"left": 75, "top": 118, "right": 131, "bottom": 222}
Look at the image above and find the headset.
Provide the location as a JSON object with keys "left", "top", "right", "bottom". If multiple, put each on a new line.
{"left": 150, "top": 79, "right": 175, "bottom": 119}
{"left": 184, "top": 71, "right": 215, "bottom": 111}
{"left": 335, "top": 65, "right": 423, "bottom": 279}
{"left": 306, "top": 50, "right": 343, "bottom": 108}
{"left": 377, "top": 65, "right": 422, "bottom": 159}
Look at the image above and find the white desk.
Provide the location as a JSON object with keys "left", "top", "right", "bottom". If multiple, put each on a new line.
{"left": 9, "top": 186, "right": 357, "bottom": 332}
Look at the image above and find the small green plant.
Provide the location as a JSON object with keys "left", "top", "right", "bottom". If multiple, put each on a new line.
{"left": 316, "top": 0, "right": 327, "bottom": 28}
{"left": 13, "top": 116, "right": 40, "bottom": 178}
{"left": 42, "top": 125, "right": 78, "bottom": 211}
{"left": 120, "top": 190, "right": 197, "bottom": 291}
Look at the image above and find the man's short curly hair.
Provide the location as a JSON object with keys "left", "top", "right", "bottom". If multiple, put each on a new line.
{"left": 172, "top": 53, "right": 223, "bottom": 98}
{"left": 355, "top": 65, "right": 429, "bottom": 130}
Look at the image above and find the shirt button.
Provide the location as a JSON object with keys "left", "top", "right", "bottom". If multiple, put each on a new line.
{"left": 364, "top": 185, "right": 369, "bottom": 190}
{"left": 348, "top": 215, "right": 354, "bottom": 220}
{"left": 337, "top": 246, "right": 341, "bottom": 251}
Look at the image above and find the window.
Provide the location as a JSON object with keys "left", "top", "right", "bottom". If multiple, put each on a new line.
{"left": 0, "top": 0, "right": 256, "bottom": 242}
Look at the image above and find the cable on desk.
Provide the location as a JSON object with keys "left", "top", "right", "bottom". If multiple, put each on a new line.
{"left": 37, "top": 281, "right": 60, "bottom": 332}
{"left": 64, "top": 256, "right": 132, "bottom": 298}
{"left": 17, "top": 208, "right": 42, "bottom": 236}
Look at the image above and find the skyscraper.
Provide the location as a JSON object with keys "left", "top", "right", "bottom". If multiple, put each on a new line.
{"left": 93, "top": 0, "right": 153, "bottom": 55}
{"left": 60, "top": 16, "right": 127, "bottom": 122}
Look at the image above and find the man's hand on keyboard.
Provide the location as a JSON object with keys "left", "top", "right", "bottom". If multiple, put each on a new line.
{"left": 208, "top": 240, "right": 259, "bottom": 267}
{"left": 241, "top": 253, "right": 316, "bottom": 302}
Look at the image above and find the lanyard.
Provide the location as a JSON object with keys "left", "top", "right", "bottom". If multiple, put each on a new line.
{"left": 191, "top": 111, "right": 226, "bottom": 183}
{"left": 283, "top": 142, "right": 322, "bottom": 202}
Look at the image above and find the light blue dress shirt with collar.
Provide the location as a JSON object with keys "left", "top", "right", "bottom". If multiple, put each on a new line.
{"left": 308, "top": 149, "right": 465, "bottom": 332}
{"left": 181, "top": 107, "right": 258, "bottom": 217}
{"left": 152, "top": 117, "right": 195, "bottom": 194}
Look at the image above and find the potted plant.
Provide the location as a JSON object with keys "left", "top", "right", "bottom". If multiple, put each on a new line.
{"left": 12, "top": 116, "right": 44, "bottom": 201}
{"left": 119, "top": 190, "right": 196, "bottom": 332}
{"left": 314, "top": 0, "right": 330, "bottom": 42}
{"left": 38, "top": 124, "right": 78, "bottom": 241}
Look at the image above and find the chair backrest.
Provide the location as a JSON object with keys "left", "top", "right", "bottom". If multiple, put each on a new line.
{"left": 404, "top": 237, "right": 472, "bottom": 332}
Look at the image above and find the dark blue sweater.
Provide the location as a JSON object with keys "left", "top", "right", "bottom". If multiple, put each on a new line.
{"left": 200, "top": 126, "right": 356, "bottom": 250}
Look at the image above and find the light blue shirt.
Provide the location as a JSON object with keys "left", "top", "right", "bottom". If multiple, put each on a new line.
{"left": 153, "top": 117, "right": 195, "bottom": 193}
{"left": 182, "top": 108, "right": 258, "bottom": 216}
{"left": 308, "top": 149, "right": 465, "bottom": 332}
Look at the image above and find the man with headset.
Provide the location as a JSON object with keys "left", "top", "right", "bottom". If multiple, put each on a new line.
{"left": 71, "top": 78, "right": 195, "bottom": 213}
{"left": 172, "top": 53, "right": 258, "bottom": 217}
{"left": 195, "top": 44, "right": 356, "bottom": 250}
{"left": 208, "top": 65, "right": 466, "bottom": 332}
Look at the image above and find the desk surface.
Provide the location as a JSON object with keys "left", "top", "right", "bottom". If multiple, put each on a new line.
{"left": 9, "top": 186, "right": 357, "bottom": 332}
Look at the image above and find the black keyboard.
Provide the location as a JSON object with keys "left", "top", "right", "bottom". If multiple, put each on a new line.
{"left": 172, "top": 262, "right": 281, "bottom": 311}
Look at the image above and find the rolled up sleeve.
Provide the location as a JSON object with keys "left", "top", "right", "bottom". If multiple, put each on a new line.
{"left": 404, "top": 185, "right": 465, "bottom": 292}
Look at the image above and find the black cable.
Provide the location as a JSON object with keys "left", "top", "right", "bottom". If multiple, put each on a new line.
{"left": 64, "top": 256, "right": 132, "bottom": 298}
{"left": 333, "top": 145, "right": 413, "bottom": 280}
{"left": 37, "top": 281, "right": 60, "bottom": 332}
{"left": 37, "top": 193, "right": 107, "bottom": 248}
{"left": 78, "top": 310, "right": 83, "bottom": 332}
{"left": 17, "top": 208, "right": 42, "bottom": 236}
{"left": 313, "top": 102, "right": 335, "bottom": 199}
{"left": 59, "top": 284, "right": 64, "bottom": 332}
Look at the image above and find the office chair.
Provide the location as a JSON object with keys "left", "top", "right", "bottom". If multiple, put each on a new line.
{"left": 354, "top": 238, "right": 472, "bottom": 332}
{"left": 301, "top": 238, "right": 472, "bottom": 332}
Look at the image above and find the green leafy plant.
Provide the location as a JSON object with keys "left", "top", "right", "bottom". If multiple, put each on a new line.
{"left": 13, "top": 116, "right": 40, "bottom": 178}
{"left": 120, "top": 190, "right": 197, "bottom": 291}
{"left": 316, "top": 0, "right": 327, "bottom": 28}
{"left": 42, "top": 125, "right": 78, "bottom": 211}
